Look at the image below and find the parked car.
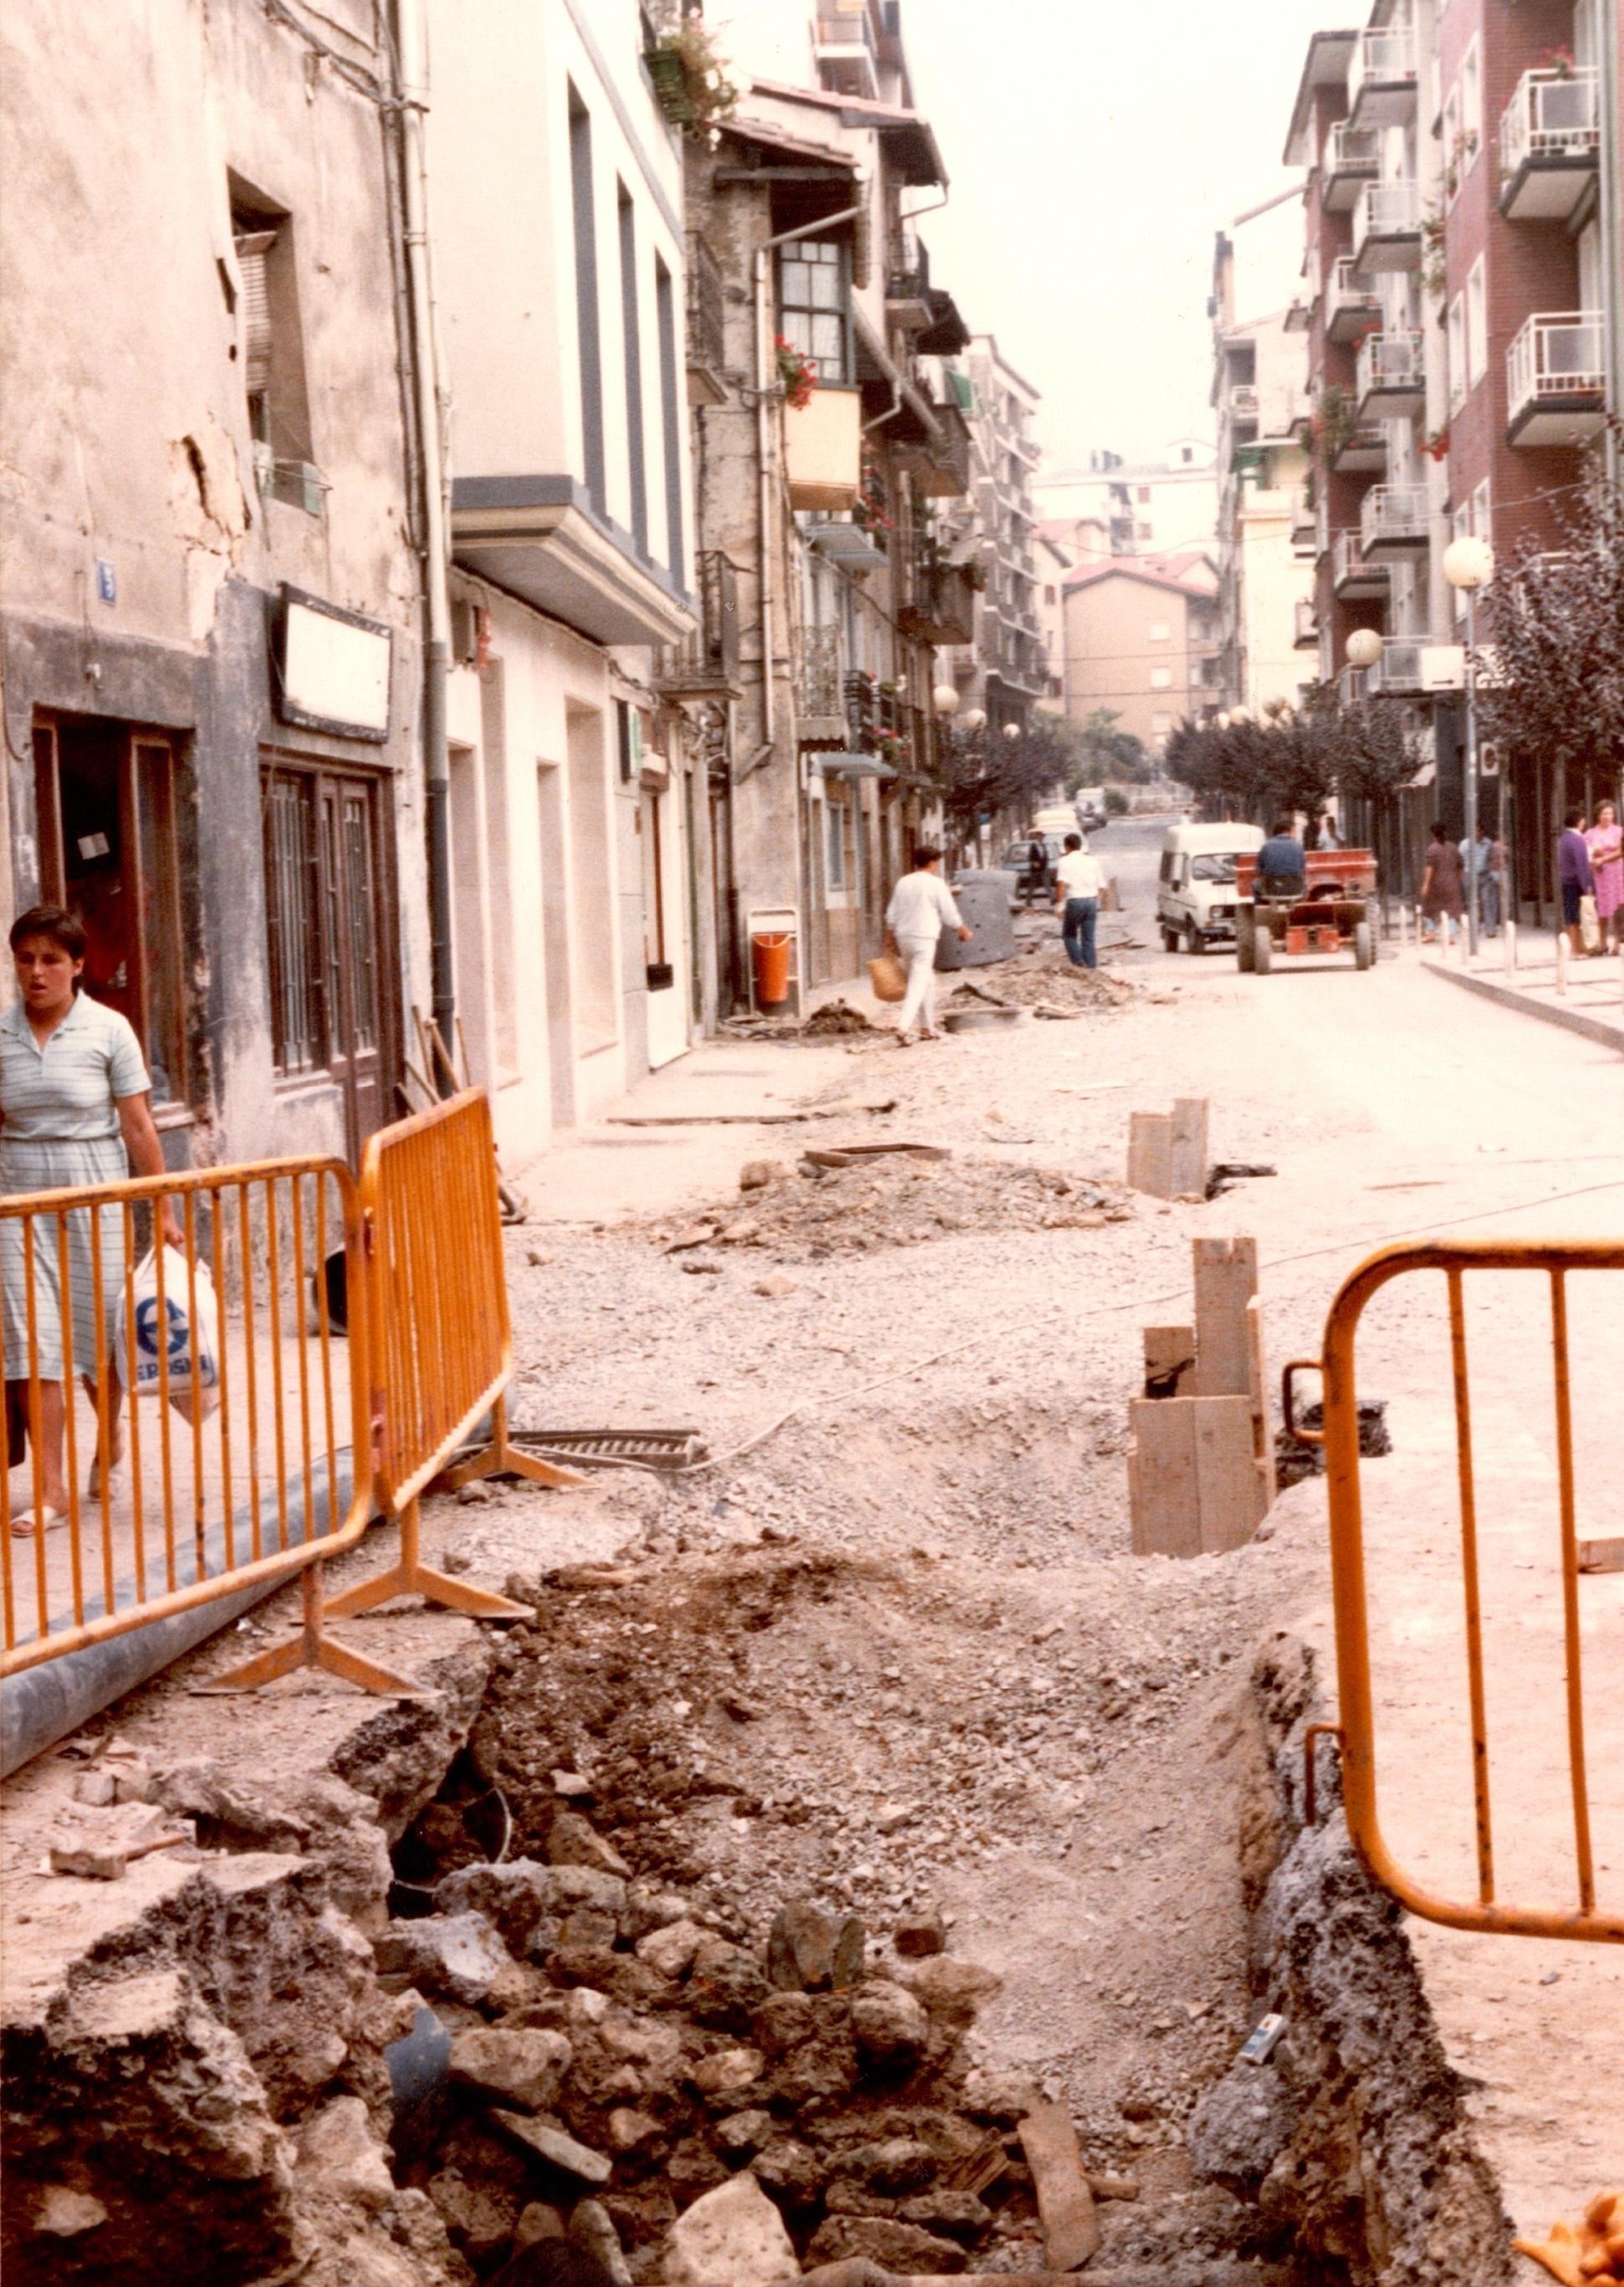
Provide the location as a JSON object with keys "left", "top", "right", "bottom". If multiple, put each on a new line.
{"left": 1075, "top": 786, "right": 1106, "bottom": 832}
{"left": 1157, "top": 821, "right": 1265, "bottom": 952}
{"left": 999, "top": 833, "right": 1065, "bottom": 903}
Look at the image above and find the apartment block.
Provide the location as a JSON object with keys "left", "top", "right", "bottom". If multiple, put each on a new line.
{"left": 938, "top": 338, "right": 1047, "bottom": 732}
{"left": 677, "top": 0, "right": 973, "bottom": 1001}
{"left": 1061, "top": 557, "right": 1221, "bottom": 756}
{"left": 1210, "top": 232, "right": 1317, "bottom": 714}
{"left": 1284, "top": 0, "right": 1622, "bottom": 911}
{"left": 1034, "top": 445, "right": 1220, "bottom": 561}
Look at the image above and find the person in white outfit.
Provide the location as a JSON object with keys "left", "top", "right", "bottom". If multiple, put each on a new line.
{"left": 883, "top": 846, "right": 972, "bottom": 1045}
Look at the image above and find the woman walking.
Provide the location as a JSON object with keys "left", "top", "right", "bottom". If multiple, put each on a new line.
{"left": 1419, "top": 822, "right": 1464, "bottom": 947}
{"left": 2, "top": 907, "right": 179, "bottom": 1536}
{"left": 1586, "top": 800, "right": 1622, "bottom": 953}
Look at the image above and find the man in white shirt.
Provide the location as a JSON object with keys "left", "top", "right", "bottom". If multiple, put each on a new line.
{"left": 1052, "top": 832, "right": 1103, "bottom": 969}
{"left": 883, "top": 846, "right": 973, "bottom": 1044}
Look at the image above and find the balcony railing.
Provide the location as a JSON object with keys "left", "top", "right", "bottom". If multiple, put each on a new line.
{"left": 1361, "top": 483, "right": 1430, "bottom": 554}
{"left": 886, "top": 233, "right": 932, "bottom": 321}
{"left": 1356, "top": 328, "right": 1426, "bottom": 410}
{"left": 1325, "top": 254, "right": 1382, "bottom": 340}
{"left": 654, "top": 552, "right": 741, "bottom": 696}
{"left": 1366, "top": 638, "right": 1463, "bottom": 697}
{"left": 799, "top": 623, "right": 845, "bottom": 722}
{"left": 1506, "top": 310, "right": 1607, "bottom": 441}
{"left": 1499, "top": 67, "right": 1600, "bottom": 190}
{"left": 687, "top": 230, "right": 726, "bottom": 393}
{"left": 1293, "top": 597, "right": 1319, "bottom": 650}
{"left": 814, "top": 1, "right": 878, "bottom": 96}
{"left": 1348, "top": 25, "right": 1417, "bottom": 125}
{"left": 1352, "top": 179, "right": 1421, "bottom": 272}
{"left": 1334, "top": 529, "right": 1390, "bottom": 595}
{"left": 1325, "top": 120, "right": 1381, "bottom": 198}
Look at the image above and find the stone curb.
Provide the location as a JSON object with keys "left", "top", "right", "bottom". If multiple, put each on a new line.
{"left": 1421, "top": 959, "right": 1624, "bottom": 1055}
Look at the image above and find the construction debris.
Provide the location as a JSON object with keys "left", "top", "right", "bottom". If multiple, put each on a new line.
{"left": 1127, "top": 1239, "right": 1273, "bottom": 1559}
{"left": 1017, "top": 2100, "right": 1101, "bottom": 2271}
{"left": 643, "top": 1155, "right": 1127, "bottom": 1265}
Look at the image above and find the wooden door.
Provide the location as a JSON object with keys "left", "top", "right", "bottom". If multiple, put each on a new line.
{"left": 317, "top": 775, "right": 388, "bottom": 1162}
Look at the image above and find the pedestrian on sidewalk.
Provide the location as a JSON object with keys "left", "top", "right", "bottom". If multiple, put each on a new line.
{"left": 1481, "top": 831, "right": 1508, "bottom": 937}
{"left": 1557, "top": 808, "right": 1595, "bottom": 958}
{"left": 1316, "top": 812, "right": 1343, "bottom": 851}
{"left": 1, "top": 906, "right": 182, "bottom": 1538}
{"left": 1419, "top": 822, "right": 1464, "bottom": 946}
{"left": 884, "top": 847, "right": 972, "bottom": 1046}
{"left": 1586, "top": 801, "right": 1622, "bottom": 952}
{"left": 1025, "top": 831, "right": 1049, "bottom": 908}
{"left": 1458, "top": 826, "right": 1494, "bottom": 934}
{"left": 1052, "top": 831, "right": 1103, "bottom": 968}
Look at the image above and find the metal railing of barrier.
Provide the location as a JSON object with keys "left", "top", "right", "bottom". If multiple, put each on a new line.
{"left": 0, "top": 1158, "right": 418, "bottom": 1697}
{"left": 1286, "top": 1238, "right": 1624, "bottom": 1945}
{"left": 314, "top": 1090, "right": 585, "bottom": 1630}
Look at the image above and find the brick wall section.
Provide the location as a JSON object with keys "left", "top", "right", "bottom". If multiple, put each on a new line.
{"left": 1439, "top": 0, "right": 1589, "bottom": 555}
{"left": 1306, "top": 79, "right": 1387, "bottom": 671}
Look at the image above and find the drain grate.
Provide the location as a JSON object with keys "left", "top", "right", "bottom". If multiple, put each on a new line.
{"left": 505, "top": 1427, "right": 707, "bottom": 1471}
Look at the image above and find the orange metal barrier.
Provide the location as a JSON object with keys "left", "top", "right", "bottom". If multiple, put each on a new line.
{"left": 0, "top": 1159, "right": 414, "bottom": 1696}
{"left": 1306, "top": 1238, "right": 1623, "bottom": 1946}
{"left": 314, "top": 1090, "right": 583, "bottom": 1630}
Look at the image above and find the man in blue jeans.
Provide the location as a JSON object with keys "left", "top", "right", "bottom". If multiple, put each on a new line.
{"left": 1052, "top": 831, "right": 1103, "bottom": 968}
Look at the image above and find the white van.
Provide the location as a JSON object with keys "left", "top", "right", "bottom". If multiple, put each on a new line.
{"left": 1157, "top": 821, "right": 1264, "bottom": 953}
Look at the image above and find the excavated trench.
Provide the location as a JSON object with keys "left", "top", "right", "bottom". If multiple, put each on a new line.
{"left": 2, "top": 1474, "right": 1514, "bottom": 2287}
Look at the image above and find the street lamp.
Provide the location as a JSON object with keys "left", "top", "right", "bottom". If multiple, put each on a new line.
{"left": 1003, "top": 721, "right": 1021, "bottom": 743}
{"left": 1443, "top": 535, "right": 1496, "bottom": 956}
{"left": 1346, "top": 627, "right": 1383, "bottom": 671}
{"left": 962, "top": 708, "right": 987, "bottom": 734}
{"left": 932, "top": 683, "right": 960, "bottom": 717}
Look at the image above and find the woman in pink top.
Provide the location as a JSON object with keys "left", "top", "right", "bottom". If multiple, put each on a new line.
{"left": 1586, "top": 801, "right": 1622, "bottom": 952}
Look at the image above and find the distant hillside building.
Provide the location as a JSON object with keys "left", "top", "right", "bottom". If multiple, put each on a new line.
{"left": 1061, "top": 555, "right": 1220, "bottom": 755}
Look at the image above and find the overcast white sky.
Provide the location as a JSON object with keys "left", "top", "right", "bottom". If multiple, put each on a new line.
{"left": 713, "top": 0, "right": 1345, "bottom": 470}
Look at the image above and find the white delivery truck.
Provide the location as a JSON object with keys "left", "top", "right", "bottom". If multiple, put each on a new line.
{"left": 1157, "top": 821, "right": 1265, "bottom": 953}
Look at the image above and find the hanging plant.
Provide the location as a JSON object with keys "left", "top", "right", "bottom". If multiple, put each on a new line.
{"left": 774, "top": 335, "right": 819, "bottom": 410}
{"left": 962, "top": 555, "right": 988, "bottom": 591}
{"left": 1540, "top": 43, "right": 1576, "bottom": 79}
{"left": 852, "top": 442, "right": 894, "bottom": 534}
{"left": 1422, "top": 424, "right": 1451, "bottom": 463}
{"left": 646, "top": 17, "right": 738, "bottom": 138}
{"left": 1310, "top": 382, "right": 1357, "bottom": 467}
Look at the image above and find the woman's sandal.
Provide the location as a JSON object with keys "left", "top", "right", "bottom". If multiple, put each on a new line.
{"left": 9, "top": 1505, "right": 68, "bottom": 1539}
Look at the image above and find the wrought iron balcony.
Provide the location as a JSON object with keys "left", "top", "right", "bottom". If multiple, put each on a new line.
{"left": 653, "top": 552, "right": 742, "bottom": 697}
{"left": 1325, "top": 255, "right": 1381, "bottom": 344}
{"left": 1347, "top": 25, "right": 1417, "bottom": 130}
{"left": 1499, "top": 69, "right": 1600, "bottom": 221}
{"left": 798, "top": 623, "right": 845, "bottom": 725}
{"left": 1356, "top": 329, "right": 1426, "bottom": 418}
{"left": 885, "top": 234, "right": 933, "bottom": 329}
{"left": 1351, "top": 179, "right": 1421, "bottom": 276}
{"left": 1324, "top": 121, "right": 1381, "bottom": 210}
{"left": 1333, "top": 529, "right": 1390, "bottom": 600}
{"left": 1360, "top": 483, "right": 1430, "bottom": 559}
{"left": 1506, "top": 311, "right": 1606, "bottom": 446}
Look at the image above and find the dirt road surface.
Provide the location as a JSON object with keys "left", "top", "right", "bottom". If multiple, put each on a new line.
{"left": 3, "top": 816, "right": 1618, "bottom": 2284}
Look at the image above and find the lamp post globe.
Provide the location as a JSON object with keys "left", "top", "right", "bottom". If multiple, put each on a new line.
{"left": 1003, "top": 721, "right": 1021, "bottom": 742}
{"left": 932, "top": 683, "right": 960, "bottom": 717}
{"left": 962, "top": 708, "right": 987, "bottom": 734}
{"left": 1443, "top": 535, "right": 1495, "bottom": 592}
{"left": 1229, "top": 704, "right": 1253, "bottom": 726}
{"left": 1346, "top": 627, "right": 1383, "bottom": 670}
{"left": 1216, "top": 712, "right": 1231, "bottom": 729}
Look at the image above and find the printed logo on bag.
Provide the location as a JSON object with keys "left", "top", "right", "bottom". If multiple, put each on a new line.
{"left": 134, "top": 1293, "right": 191, "bottom": 1375}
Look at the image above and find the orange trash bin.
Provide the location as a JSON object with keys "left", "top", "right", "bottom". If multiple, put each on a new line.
{"left": 752, "top": 931, "right": 792, "bottom": 1008}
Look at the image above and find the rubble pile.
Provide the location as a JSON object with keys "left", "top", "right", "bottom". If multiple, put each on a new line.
{"left": 952, "top": 941, "right": 1142, "bottom": 1016}
{"left": 648, "top": 1154, "right": 1131, "bottom": 1266}
{"left": 361, "top": 1546, "right": 1283, "bottom": 2280}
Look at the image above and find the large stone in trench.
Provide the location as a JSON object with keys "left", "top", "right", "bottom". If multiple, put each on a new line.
{"left": 375, "top": 1911, "right": 513, "bottom": 2006}
{"left": 805, "top": 2213, "right": 968, "bottom": 2274}
{"left": 1, "top": 1966, "right": 298, "bottom": 2284}
{"left": 435, "top": 1858, "right": 558, "bottom": 1954}
{"left": 489, "top": 2108, "right": 612, "bottom": 2186}
{"left": 765, "top": 1901, "right": 866, "bottom": 1993}
{"left": 546, "top": 1809, "right": 631, "bottom": 1878}
{"left": 1188, "top": 2059, "right": 1300, "bottom": 2197}
{"left": 660, "top": 2171, "right": 801, "bottom": 2287}
{"left": 849, "top": 1980, "right": 930, "bottom": 2070}
{"left": 448, "top": 2025, "right": 573, "bottom": 2112}
{"left": 296, "top": 2095, "right": 396, "bottom": 2213}
{"left": 901, "top": 1956, "right": 1002, "bottom": 2029}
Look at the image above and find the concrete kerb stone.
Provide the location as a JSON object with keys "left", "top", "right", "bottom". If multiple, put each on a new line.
{"left": 1422, "top": 956, "right": 1624, "bottom": 1055}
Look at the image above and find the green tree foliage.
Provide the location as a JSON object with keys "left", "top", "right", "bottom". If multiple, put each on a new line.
{"left": 1165, "top": 688, "right": 1419, "bottom": 824}
{"left": 938, "top": 714, "right": 1080, "bottom": 838}
{"left": 1068, "top": 709, "right": 1150, "bottom": 789}
{"left": 1478, "top": 459, "right": 1624, "bottom": 786}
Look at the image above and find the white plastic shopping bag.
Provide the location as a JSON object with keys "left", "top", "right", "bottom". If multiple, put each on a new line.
{"left": 115, "top": 1246, "right": 221, "bottom": 1424}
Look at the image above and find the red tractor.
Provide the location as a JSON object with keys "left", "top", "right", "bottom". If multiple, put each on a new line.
{"left": 1235, "top": 849, "right": 1379, "bottom": 974}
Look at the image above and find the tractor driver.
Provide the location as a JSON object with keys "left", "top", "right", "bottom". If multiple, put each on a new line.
{"left": 1255, "top": 816, "right": 1307, "bottom": 899}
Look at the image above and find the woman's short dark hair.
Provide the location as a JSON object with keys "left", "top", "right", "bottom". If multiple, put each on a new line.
{"left": 912, "top": 844, "right": 941, "bottom": 868}
{"left": 9, "top": 906, "right": 88, "bottom": 964}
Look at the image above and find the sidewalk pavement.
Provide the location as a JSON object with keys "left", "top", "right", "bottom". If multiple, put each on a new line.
{"left": 1417, "top": 924, "right": 1624, "bottom": 1054}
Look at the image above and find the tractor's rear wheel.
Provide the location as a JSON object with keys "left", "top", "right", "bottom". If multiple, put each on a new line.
{"left": 1253, "top": 924, "right": 1273, "bottom": 975}
{"left": 1354, "top": 919, "right": 1374, "bottom": 970}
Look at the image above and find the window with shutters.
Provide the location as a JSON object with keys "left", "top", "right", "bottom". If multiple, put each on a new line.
{"left": 230, "top": 184, "right": 319, "bottom": 512}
